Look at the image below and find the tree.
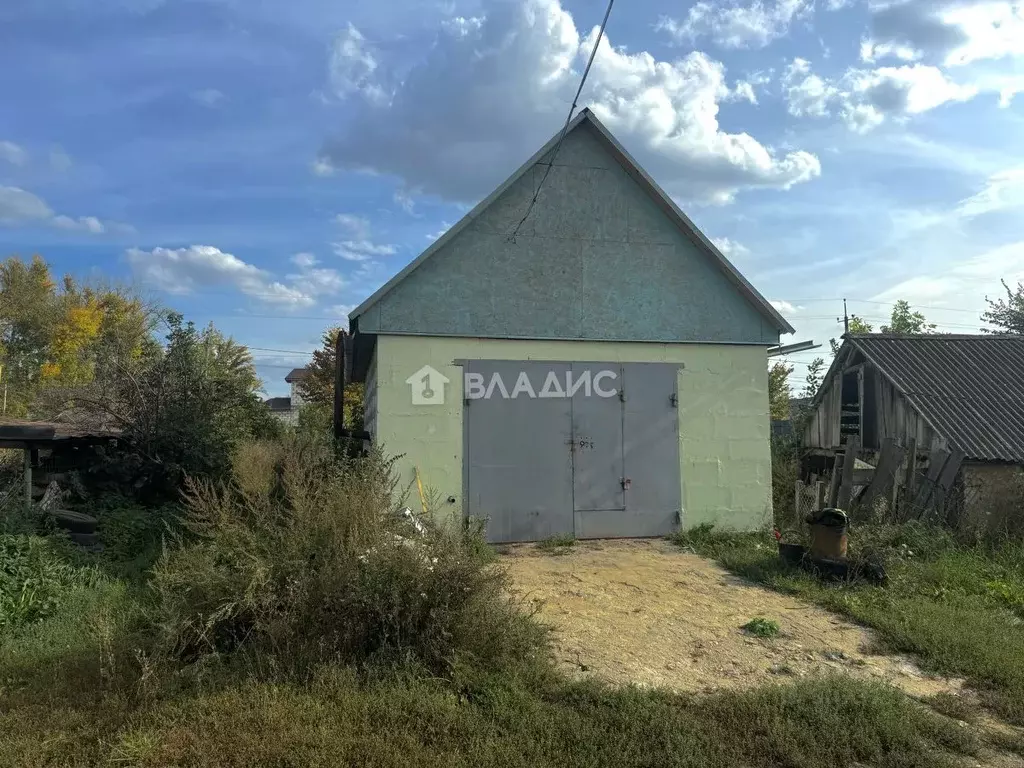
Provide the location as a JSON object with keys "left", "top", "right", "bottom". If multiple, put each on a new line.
{"left": 296, "top": 327, "right": 364, "bottom": 431}
{"left": 82, "top": 313, "right": 280, "bottom": 500}
{"left": 982, "top": 279, "right": 1024, "bottom": 334}
{"left": 0, "top": 255, "right": 156, "bottom": 417}
{"left": 802, "top": 357, "right": 826, "bottom": 400}
{"left": 829, "top": 315, "right": 873, "bottom": 355}
{"left": 881, "top": 300, "right": 934, "bottom": 334}
{"left": 768, "top": 361, "right": 793, "bottom": 421}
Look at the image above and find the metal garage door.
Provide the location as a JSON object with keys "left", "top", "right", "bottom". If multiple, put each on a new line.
{"left": 464, "top": 360, "right": 681, "bottom": 543}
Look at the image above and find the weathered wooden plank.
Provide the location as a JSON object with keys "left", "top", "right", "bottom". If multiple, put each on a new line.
{"left": 912, "top": 448, "right": 950, "bottom": 512}
{"left": 935, "top": 447, "right": 966, "bottom": 496}
{"left": 904, "top": 438, "right": 918, "bottom": 496}
{"left": 814, "top": 480, "right": 826, "bottom": 511}
{"left": 854, "top": 438, "right": 906, "bottom": 515}
{"left": 836, "top": 436, "right": 860, "bottom": 510}
{"left": 827, "top": 454, "right": 843, "bottom": 507}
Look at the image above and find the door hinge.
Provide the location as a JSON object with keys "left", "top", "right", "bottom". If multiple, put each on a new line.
{"left": 620, "top": 477, "right": 632, "bottom": 490}
{"left": 618, "top": 389, "right": 626, "bottom": 402}
{"left": 670, "top": 393, "right": 678, "bottom": 408}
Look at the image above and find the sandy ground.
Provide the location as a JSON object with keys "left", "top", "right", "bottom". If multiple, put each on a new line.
{"left": 502, "top": 538, "right": 962, "bottom": 698}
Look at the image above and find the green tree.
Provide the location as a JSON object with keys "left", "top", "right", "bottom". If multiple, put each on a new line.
{"left": 296, "top": 327, "right": 364, "bottom": 431}
{"left": 881, "top": 300, "right": 935, "bottom": 334}
{"left": 768, "top": 361, "right": 793, "bottom": 421}
{"left": 829, "top": 315, "right": 873, "bottom": 355}
{"left": 802, "top": 357, "right": 826, "bottom": 399}
{"left": 982, "top": 279, "right": 1024, "bottom": 334}
{"left": 85, "top": 314, "right": 279, "bottom": 500}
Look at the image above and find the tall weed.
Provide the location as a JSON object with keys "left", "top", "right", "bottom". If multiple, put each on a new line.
{"left": 152, "top": 436, "right": 545, "bottom": 678}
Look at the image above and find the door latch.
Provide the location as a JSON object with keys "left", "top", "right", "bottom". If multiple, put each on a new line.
{"left": 620, "top": 477, "right": 632, "bottom": 490}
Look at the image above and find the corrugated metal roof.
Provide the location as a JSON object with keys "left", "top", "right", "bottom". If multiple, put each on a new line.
{"left": 847, "top": 334, "right": 1024, "bottom": 462}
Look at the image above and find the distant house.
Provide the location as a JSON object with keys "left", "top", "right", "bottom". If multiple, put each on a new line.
{"left": 264, "top": 367, "right": 309, "bottom": 425}
{"left": 803, "top": 334, "right": 1024, "bottom": 532}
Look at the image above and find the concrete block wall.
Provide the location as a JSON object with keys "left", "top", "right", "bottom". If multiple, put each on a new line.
{"left": 372, "top": 334, "right": 773, "bottom": 532}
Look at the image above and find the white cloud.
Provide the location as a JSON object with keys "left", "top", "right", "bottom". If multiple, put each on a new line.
{"left": 783, "top": 59, "right": 838, "bottom": 117}
{"left": 393, "top": 188, "right": 416, "bottom": 215}
{"left": 330, "top": 23, "right": 388, "bottom": 104}
{"left": 337, "top": 240, "right": 396, "bottom": 257}
{"left": 0, "top": 185, "right": 123, "bottom": 234}
{"left": 290, "top": 252, "right": 318, "bottom": 268}
{"left": 321, "top": 0, "right": 820, "bottom": 205}
{"left": 783, "top": 59, "right": 977, "bottom": 131}
{"left": 655, "top": 0, "right": 811, "bottom": 49}
{"left": 125, "top": 245, "right": 317, "bottom": 308}
{"left": 334, "top": 213, "right": 369, "bottom": 237}
{"left": 311, "top": 157, "right": 336, "bottom": 177}
{"left": 191, "top": 88, "right": 225, "bottom": 107}
{"left": 770, "top": 299, "right": 802, "bottom": 315}
{"left": 955, "top": 167, "right": 1024, "bottom": 219}
{"left": 866, "top": 0, "right": 1024, "bottom": 67}
{"left": 712, "top": 237, "right": 751, "bottom": 257}
{"left": 328, "top": 303, "right": 357, "bottom": 318}
{"left": 52, "top": 215, "right": 105, "bottom": 234}
{"left": 0, "top": 186, "right": 53, "bottom": 224}
{"left": 0, "top": 141, "right": 28, "bottom": 167}
{"left": 426, "top": 221, "right": 453, "bottom": 242}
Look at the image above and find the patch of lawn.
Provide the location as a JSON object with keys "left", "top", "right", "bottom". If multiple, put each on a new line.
{"left": 0, "top": 666, "right": 979, "bottom": 768}
{"left": 674, "top": 523, "right": 1024, "bottom": 725}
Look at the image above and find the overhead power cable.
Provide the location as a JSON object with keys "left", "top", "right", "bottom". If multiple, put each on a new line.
{"left": 506, "top": 0, "right": 616, "bottom": 242}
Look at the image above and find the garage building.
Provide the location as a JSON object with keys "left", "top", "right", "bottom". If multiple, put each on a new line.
{"left": 348, "top": 108, "right": 793, "bottom": 543}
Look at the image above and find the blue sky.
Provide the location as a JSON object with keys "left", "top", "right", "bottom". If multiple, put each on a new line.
{"left": 2, "top": 0, "right": 1024, "bottom": 395}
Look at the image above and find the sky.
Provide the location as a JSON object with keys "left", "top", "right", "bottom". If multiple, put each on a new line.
{"left": 2, "top": 0, "right": 1024, "bottom": 396}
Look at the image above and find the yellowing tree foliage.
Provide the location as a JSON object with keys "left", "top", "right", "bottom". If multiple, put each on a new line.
{"left": 0, "top": 254, "right": 154, "bottom": 416}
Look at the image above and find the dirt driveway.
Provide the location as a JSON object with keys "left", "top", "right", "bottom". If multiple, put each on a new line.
{"left": 502, "top": 538, "right": 961, "bottom": 698}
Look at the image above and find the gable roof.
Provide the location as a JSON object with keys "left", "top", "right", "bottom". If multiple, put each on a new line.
{"left": 284, "top": 368, "right": 309, "bottom": 383}
{"left": 841, "top": 334, "right": 1024, "bottom": 462}
{"left": 349, "top": 108, "right": 794, "bottom": 336}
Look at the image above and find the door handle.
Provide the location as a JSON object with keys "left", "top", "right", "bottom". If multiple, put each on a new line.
{"left": 621, "top": 478, "right": 631, "bottom": 490}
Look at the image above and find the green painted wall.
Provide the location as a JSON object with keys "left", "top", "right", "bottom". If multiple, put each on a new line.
{"left": 371, "top": 334, "right": 773, "bottom": 532}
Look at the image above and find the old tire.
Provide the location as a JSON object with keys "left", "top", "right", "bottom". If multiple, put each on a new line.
{"left": 69, "top": 531, "right": 100, "bottom": 547}
{"left": 48, "top": 509, "right": 98, "bottom": 534}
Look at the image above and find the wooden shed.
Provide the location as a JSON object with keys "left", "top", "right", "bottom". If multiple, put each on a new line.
{"left": 801, "top": 334, "right": 1024, "bottom": 531}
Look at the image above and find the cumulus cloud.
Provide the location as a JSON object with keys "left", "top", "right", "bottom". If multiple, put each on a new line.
{"left": 864, "top": 0, "right": 1024, "bottom": 67}
{"left": 126, "top": 245, "right": 319, "bottom": 308}
{"left": 290, "top": 252, "right": 318, "bottom": 268}
{"left": 321, "top": 0, "right": 820, "bottom": 205}
{"left": 656, "top": 0, "right": 811, "bottom": 49}
{"left": 0, "top": 141, "right": 28, "bottom": 166}
{"left": 331, "top": 213, "right": 396, "bottom": 263}
{"left": 783, "top": 59, "right": 977, "bottom": 131}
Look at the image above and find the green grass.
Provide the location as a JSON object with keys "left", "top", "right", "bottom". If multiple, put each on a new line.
{"left": 741, "top": 617, "right": 781, "bottom": 638}
{"left": 674, "top": 523, "right": 1024, "bottom": 725}
{"left": 536, "top": 533, "right": 577, "bottom": 552}
{"left": 0, "top": 659, "right": 980, "bottom": 768}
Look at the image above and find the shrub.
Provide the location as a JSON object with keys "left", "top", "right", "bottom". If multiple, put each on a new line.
{"left": 0, "top": 533, "right": 100, "bottom": 631}
{"left": 151, "top": 436, "right": 546, "bottom": 678}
